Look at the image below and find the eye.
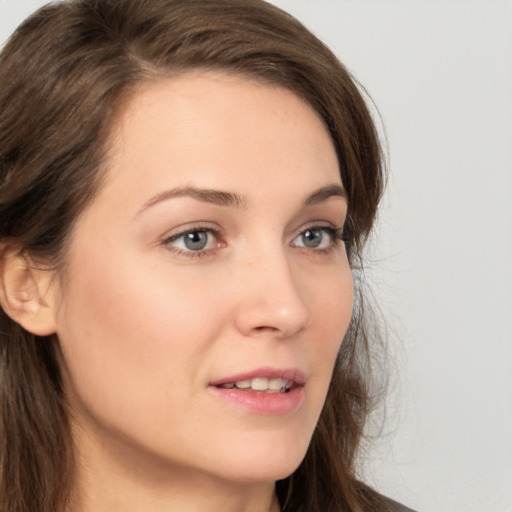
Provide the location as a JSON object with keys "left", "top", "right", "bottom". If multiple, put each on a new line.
{"left": 165, "top": 228, "right": 220, "bottom": 254}
{"left": 292, "top": 226, "right": 341, "bottom": 250}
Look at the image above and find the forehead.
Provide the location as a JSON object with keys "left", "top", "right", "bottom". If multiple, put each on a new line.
{"left": 98, "top": 71, "right": 341, "bottom": 209}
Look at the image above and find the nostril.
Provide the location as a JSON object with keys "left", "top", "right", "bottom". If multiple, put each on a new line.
{"left": 253, "top": 325, "right": 279, "bottom": 333}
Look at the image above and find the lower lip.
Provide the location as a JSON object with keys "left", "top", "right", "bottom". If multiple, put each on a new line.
{"left": 208, "top": 385, "right": 304, "bottom": 415}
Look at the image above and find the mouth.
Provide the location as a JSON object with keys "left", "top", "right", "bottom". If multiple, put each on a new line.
{"left": 208, "top": 368, "right": 305, "bottom": 415}
{"left": 215, "top": 377, "right": 294, "bottom": 394}
{"left": 209, "top": 368, "right": 305, "bottom": 394}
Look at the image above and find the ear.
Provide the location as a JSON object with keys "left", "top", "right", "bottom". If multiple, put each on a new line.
{"left": 0, "top": 246, "right": 58, "bottom": 336}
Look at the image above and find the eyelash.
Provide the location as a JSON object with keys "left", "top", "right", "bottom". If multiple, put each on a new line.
{"left": 162, "top": 223, "right": 345, "bottom": 259}
{"left": 294, "top": 225, "right": 345, "bottom": 255}
{"left": 163, "top": 223, "right": 223, "bottom": 259}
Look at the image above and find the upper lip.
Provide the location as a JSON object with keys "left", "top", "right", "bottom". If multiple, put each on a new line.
{"left": 209, "top": 367, "right": 306, "bottom": 387}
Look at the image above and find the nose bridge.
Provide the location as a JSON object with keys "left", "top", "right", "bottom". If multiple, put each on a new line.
{"left": 233, "top": 238, "right": 311, "bottom": 338}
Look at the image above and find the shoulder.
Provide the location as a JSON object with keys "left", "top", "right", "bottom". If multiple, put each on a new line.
{"left": 356, "top": 481, "right": 418, "bottom": 512}
{"left": 369, "top": 494, "right": 418, "bottom": 512}
{"left": 382, "top": 496, "right": 418, "bottom": 512}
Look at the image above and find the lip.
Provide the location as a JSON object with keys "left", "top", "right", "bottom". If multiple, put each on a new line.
{"left": 209, "top": 367, "right": 306, "bottom": 387}
{"left": 208, "top": 367, "right": 306, "bottom": 415}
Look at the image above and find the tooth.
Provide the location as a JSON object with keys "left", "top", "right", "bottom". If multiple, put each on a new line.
{"left": 227, "top": 378, "right": 294, "bottom": 392}
{"left": 251, "top": 378, "right": 269, "bottom": 391}
{"left": 268, "top": 378, "right": 283, "bottom": 390}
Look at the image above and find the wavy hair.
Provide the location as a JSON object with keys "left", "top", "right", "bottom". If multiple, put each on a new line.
{"left": 0, "top": 1, "right": 388, "bottom": 510}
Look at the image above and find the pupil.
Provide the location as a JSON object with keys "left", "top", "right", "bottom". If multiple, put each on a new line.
{"left": 184, "top": 231, "right": 208, "bottom": 250}
{"left": 303, "top": 229, "right": 322, "bottom": 248}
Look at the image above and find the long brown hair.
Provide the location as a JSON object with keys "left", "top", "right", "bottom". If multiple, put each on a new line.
{"left": 0, "top": 1, "right": 387, "bottom": 510}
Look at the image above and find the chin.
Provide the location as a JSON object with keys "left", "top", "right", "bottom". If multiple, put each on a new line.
{"left": 208, "top": 438, "right": 309, "bottom": 484}
{"left": 219, "top": 462, "right": 301, "bottom": 485}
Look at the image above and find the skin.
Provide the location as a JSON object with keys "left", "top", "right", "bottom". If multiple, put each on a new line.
{"left": 46, "top": 72, "right": 353, "bottom": 512}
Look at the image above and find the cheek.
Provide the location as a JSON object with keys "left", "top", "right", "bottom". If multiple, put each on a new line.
{"left": 54, "top": 250, "right": 223, "bottom": 430}
{"left": 308, "top": 261, "right": 353, "bottom": 348}
{"left": 53, "top": 232, "right": 353, "bottom": 477}
{"left": 318, "top": 270, "right": 353, "bottom": 369}
{"left": 300, "top": 263, "right": 353, "bottom": 408}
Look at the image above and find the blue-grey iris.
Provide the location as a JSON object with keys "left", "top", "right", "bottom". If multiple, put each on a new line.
{"left": 302, "top": 229, "right": 323, "bottom": 248}
{"left": 184, "top": 231, "right": 208, "bottom": 250}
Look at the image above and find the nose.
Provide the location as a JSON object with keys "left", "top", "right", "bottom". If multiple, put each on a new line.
{"left": 232, "top": 248, "right": 311, "bottom": 340}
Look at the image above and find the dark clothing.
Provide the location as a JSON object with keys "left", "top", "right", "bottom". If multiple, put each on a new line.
{"left": 380, "top": 494, "right": 417, "bottom": 512}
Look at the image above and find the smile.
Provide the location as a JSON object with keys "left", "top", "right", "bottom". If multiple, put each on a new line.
{"left": 209, "top": 368, "right": 305, "bottom": 414}
{"left": 216, "top": 378, "right": 293, "bottom": 393}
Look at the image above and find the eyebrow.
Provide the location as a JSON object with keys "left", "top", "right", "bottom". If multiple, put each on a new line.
{"left": 138, "top": 186, "right": 248, "bottom": 214}
{"left": 137, "top": 183, "right": 347, "bottom": 216}
{"left": 304, "top": 184, "right": 347, "bottom": 205}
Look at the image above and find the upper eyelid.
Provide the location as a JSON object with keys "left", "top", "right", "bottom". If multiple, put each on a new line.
{"left": 294, "top": 220, "right": 341, "bottom": 230}
{"left": 162, "top": 220, "right": 343, "bottom": 239}
{"left": 290, "top": 220, "right": 343, "bottom": 238}
{"left": 164, "top": 221, "right": 341, "bottom": 239}
{"left": 291, "top": 225, "right": 342, "bottom": 244}
{"left": 163, "top": 222, "right": 220, "bottom": 240}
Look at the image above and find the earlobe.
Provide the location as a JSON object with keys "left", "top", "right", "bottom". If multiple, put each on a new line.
{"left": 0, "top": 247, "right": 58, "bottom": 336}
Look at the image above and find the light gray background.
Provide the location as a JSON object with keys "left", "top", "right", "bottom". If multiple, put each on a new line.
{"left": 1, "top": 1, "right": 511, "bottom": 511}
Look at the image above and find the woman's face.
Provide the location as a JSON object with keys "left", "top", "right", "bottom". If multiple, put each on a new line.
{"left": 51, "top": 72, "right": 353, "bottom": 485}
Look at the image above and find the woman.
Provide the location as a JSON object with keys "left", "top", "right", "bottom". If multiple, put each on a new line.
{"left": 0, "top": 0, "right": 411, "bottom": 510}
